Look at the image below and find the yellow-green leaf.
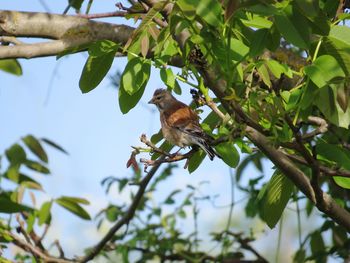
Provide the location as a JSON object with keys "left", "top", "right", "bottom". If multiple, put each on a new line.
{"left": 22, "top": 135, "right": 48, "bottom": 163}
{"left": 0, "top": 59, "right": 22, "bottom": 76}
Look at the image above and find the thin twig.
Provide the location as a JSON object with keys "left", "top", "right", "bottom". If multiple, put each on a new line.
{"left": 226, "top": 231, "right": 268, "bottom": 263}
{"left": 38, "top": 224, "right": 50, "bottom": 244}
{"left": 15, "top": 225, "right": 31, "bottom": 245}
{"left": 76, "top": 11, "right": 127, "bottom": 19}
{"left": 54, "top": 240, "right": 65, "bottom": 258}
{"left": 225, "top": 168, "right": 235, "bottom": 231}
{"left": 207, "top": 100, "right": 226, "bottom": 121}
{"left": 140, "top": 134, "right": 172, "bottom": 157}
{"left": 38, "top": 0, "right": 51, "bottom": 12}
{"left": 301, "top": 116, "right": 328, "bottom": 141}
{"left": 140, "top": 148, "right": 196, "bottom": 170}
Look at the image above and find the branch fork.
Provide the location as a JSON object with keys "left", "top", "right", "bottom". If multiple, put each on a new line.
{"left": 137, "top": 134, "right": 195, "bottom": 171}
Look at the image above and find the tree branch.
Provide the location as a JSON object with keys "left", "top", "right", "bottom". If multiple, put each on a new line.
{"left": 0, "top": 10, "right": 134, "bottom": 59}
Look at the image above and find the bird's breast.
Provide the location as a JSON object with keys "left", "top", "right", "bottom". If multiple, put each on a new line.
{"left": 160, "top": 116, "right": 191, "bottom": 147}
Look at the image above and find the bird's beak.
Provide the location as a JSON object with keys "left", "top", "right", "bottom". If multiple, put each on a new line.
{"left": 148, "top": 98, "right": 154, "bottom": 104}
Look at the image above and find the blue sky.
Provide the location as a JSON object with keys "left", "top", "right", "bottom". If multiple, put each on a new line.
{"left": 0, "top": 1, "right": 323, "bottom": 261}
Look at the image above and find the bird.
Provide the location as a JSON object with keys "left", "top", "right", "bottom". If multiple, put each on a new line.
{"left": 148, "top": 88, "right": 218, "bottom": 160}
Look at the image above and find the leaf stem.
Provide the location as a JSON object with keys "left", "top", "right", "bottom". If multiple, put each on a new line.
{"left": 312, "top": 38, "right": 323, "bottom": 62}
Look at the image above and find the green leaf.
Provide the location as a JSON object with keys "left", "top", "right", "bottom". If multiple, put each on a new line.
{"left": 196, "top": 0, "right": 223, "bottom": 27}
{"left": 314, "top": 86, "right": 350, "bottom": 128}
{"left": 304, "top": 55, "right": 345, "bottom": 88}
{"left": 214, "top": 142, "right": 239, "bottom": 168}
{"left": 274, "top": 5, "right": 310, "bottom": 49}
{"left": 188, "top": 150, "right": 206, "bottom": 173}
{"left": 293, "top": 249, "right": 306, "bottom": 263}
{"left": 321, "top": 25, "right": 350, "bottom": 75}
{"left": 25, "top": 160, "right": 50, "bottom": 174}
{"left": 307, "top": 14, "right": 330, "bottom": 36}
{"left": 21, "top": 181, "right": 43, "bottom": 191}
{"left": 22, "top": 135, "right": 48, "bottom": 163}
{"left": 240, "top": 14, "right": 273, "bottom": 29}
{"left": 249, "top": 29, "right": 269, "bottom": 57}
{"left": 0, "top": 59, "right": 22, "bottom": 76}
{"left": 294, "top": 0, "right": 330, "bottom": 36}
{"left": 4, "top": 165, "right": 20, "bottom": 183}
{"left": 26, "top": 213, "right": 36, "bottom": 233}
{"left": 88, "top": 40, "right": 119, "bottom": 57}
{"left": 69, "top": 0, "right": 84, "bottom": 10}
{"left": 281, "top": 88, "right": 303, "bottom": 111}
{"left": 151, "top": 130, "right": 163, "bottom": 144}
{"left": 106, "top": 206, "right": 120, "bottom": 222}
{"left": 160, "top": 68, "right": 176, "bottom": 89}
{"left": 316, "top": 141, "right": 350, "bottom": 170}
{"left": 266, "top": 59, "right": 292, "bottom": 78}
{"left": 295, "top": 0, "right": 319, "bottom": 17}
{"left": 261, "top": 171, "right": 294, "bottom": 228}
{"left": 79, "top": 54, "right": 115, "bottom": 93}
{"left": 38, "top": 201, "right": 52, "bottom": 225}
{"left": 329, "top": 25, "right": 350, "bottom": 45}
{"left": 120, "top": 57, "right": 151, "bottom": 96}
{"left": 55, "top": 197, "right": 91, "bottom": 220}
{"left": 178, "top": 209, "right": 186, "bottom": 218}
{"left": 266, "top": 25, "right": 281, "bottom": 51}
{"left": 58, "top": 196, "right": 90, "bottom": 205}
{"left": 164, "top": 189, "right": 181, "bottom": 205}
{"left": 300, "top": 82, "right": 318, "bottom": 109}
{"left": 334, "top": 177, "right": 350, "bottom": 190}
{"left": 118, "top": 79, "right": 147, "bottom": 114}
{"left": 230, "top": 38, "right": 249, "bottom": 61}
{"left": 243, "top": 3, "right": 279, "bottom": 16}
{"left": 176, "top": 0, "right": 197, "bottom": 20}
{"left": 79, "top": 41, "right": 118, "bottom": 93}
{"left": 5, "top": 144, "right": 26, "bottom": 165}
{"left": 177, "top": 0, "right": 222, "bottom": 27}
{"left": 3, "top": 171, "right": 42, "bottom": 190}
{"left": 0, "top": 195, "right": 32, "bottom": 213}
{"left": 310, "top": 231, "right": 326, "bottom": 263}
{"left": 40, "top": 138, "right": 69, "bottom": 155}
{"left": 0, "top": 229, "right": 13, "bottom": 243}
{"left": 256, "top": 63, "right": 271, "bottom": 87}
{"left": 118, "top": 178, "right": 129, "bottom": 192}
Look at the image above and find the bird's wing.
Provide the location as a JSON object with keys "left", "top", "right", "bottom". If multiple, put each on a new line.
{"left": 164, "top": 102, "right": 199, "bottom": 129}
{"left": 163, "top": 102, "right": 214, "bottom": 141}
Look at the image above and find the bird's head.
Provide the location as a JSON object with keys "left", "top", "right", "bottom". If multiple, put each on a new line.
{"left": 148, "top": 88, "right": 176, "bottom": 111}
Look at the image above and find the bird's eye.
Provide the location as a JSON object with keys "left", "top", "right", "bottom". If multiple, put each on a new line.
{"left": 156, "top": 96, "right": 161, "bottom": 100}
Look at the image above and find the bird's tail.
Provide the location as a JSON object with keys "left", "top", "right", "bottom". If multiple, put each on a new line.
{"left": 196, "top": 139, "right": 219, "bottom": 161}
